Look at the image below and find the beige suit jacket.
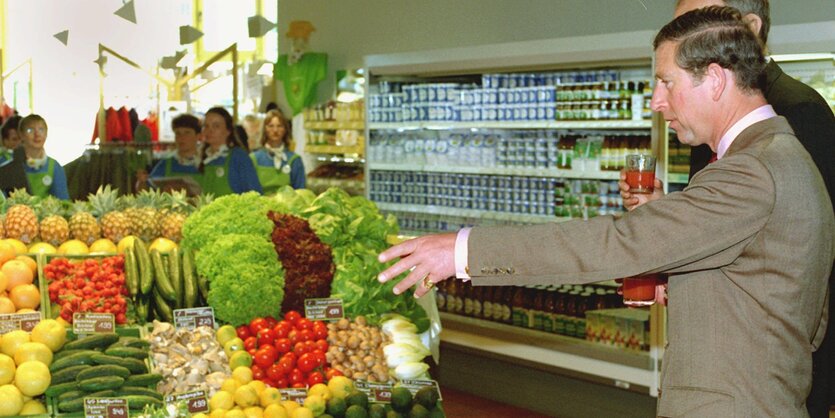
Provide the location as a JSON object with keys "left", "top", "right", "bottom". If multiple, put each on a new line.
{"left": 468, "top": 117, "right": 835, "bottom": 417}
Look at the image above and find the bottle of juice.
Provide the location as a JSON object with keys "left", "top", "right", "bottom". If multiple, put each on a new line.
{"left": 482, "top": 286, "right": 494, "bottom": 320}
{"left": 436, "top": 280, "right": 448, "bottom": 312}
{"left": 553, "top": 286, "right": 570, "bottom": 335}
{"left": 471, "top": 285, "right": 483, "bottom": 319}
{"left": 564, "top": 289, "right": 581, "bottom": 337}
{"left": 532, "top": 286, "right": 546, "bottom": 330}
{"left": 463, "top": 280, "right": 475, "bottom": 317}
{"left": 500, "top": 286, "right": 514, "bottom": 324}
{"left": 543, "top": 287, "right": 557, "bottom": 333}
{"left": 511, "top": 286, "right": 528, "bottom": 328}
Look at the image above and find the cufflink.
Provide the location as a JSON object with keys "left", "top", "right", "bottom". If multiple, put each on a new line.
{"left": 465, "top": 265, "right": 470, "bottom": 275}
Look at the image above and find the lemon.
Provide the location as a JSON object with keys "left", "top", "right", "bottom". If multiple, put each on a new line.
{"left": 14, "top": 342, "right": 53, "bottom": 367}
{"left": 263, "top": 404, "right": 289, "bottom": 418}
{"left": 243, "top": 406, "right": 264, "bottom": 418}
{"left": 0, "top": 384, "right": 23, "bottom": 416}
{"left": 248, "top": 380, "right": 266, "bottom": 396}
{"left": 221, "top": 378, "right": 241, "bottom": 393}
{"left": 233, "top": 366, "right": 253, "bottom": 384}
{"left": 89, "top": 239, "right": 118, "bottom": 254}
{"left": 259, "top": 387, "right": 282, "bottom": 407}
{"left": 327, "top": 376, "right": 354, "bottom": 399}
{"left": 302, "top": 395, "right": 325, "bottom": 417}
{"left": 1, "top": 330, "right": 30, "bottom": 357}
{"left": 57, "top": 240, "right": 90, "bottom": 256}
{"left": 193, "top": 414, "right": 209, "bottom": 418}
{"left": 117, "top": 236, "right": 139, "bottom": 254}
{"left": 20, "top": 398, "right": 47, "bottom": 415}
{"left": 308, "top": 383, "right": 331, "bottom": 402}
{"left": 149, "top": 238, "right": 178, "bottom": 253}
{"left": 210, "top": 390, "right": 235, "bottom": 411}
{"left": 216, "top": 325, "right": 238, "bottom": 346}
{"left": 229, "top": 351, "right": 253, "bottom": 371}
{"left": 27, "top": 242, "right": 57, "bottom": 255}
{"left": 0, "top": 354, "right": 15, "bottom": 385}
{"left": 234, "top": 384, "right": 259, "bottom": 408}
{"left": 30, "top": 319, "right": 67, "bottom": 352}
{"left": 226, "top": 409, "right": 246, "bottom": 418}
{"left": 14, "top": 361, "right": 51, "bottom": 396}
{"left": 291, "top": 407, "right": 313, "bottom": 418}
{"left": 280, "top": 401, "right": 300, "bottom": 417}
{"left": 3, "top": 239, "right": 28, "bottom": 255}
{"left": 209, "top": 408, "right": 227, "bottom": 418}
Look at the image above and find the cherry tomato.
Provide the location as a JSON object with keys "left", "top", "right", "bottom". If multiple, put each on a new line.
{"left": 266, "top": 363, "right": 284, "bottom": 381}
{"left": 312, "top": 324, "right": 329, "bottom": 340}
{"left": 275, "top": 377, "right": 289, "bottom": 388}
{"left": 325, "top": 368, "right": 344, "bottom": 380}
{"left": 297, "top": 353, "right": 316, "bottom": 373}
{"left": 278, "top": 357, "right": 295, "bottom": 375}
{"left": 307, "top": 371, "right": 324, "bottom": 386}
{"left": 264, "top": 316, "right": 278, "bottom": 329}
{"left": 293, "top": 342, "right": 307, "bottom": 357}
{"left": 249, "top": 317, "right": 269, "bottom": 335}
{"left": 314, "top": 339, "right": 329, "bottom": 352}
{"left": 244, "top": 336, "right": 259, "bottom": 351}
{"left": 282, "top": 352, "right": 297, "bottom": 364}
{"left": 288, "top": 330, "right": 300, "bottom": 346}
{"left": 258, "top": 328, "right": 278, "bottom": 347}
{"left": 310, "top": 349, "right": 326, "bottom": 368}
{"left": 274, "top": 322, "right": 292, "bottom": 339}
{"left": 291, "top": 382, "right": 307, "bottom": 389}
{"left": 236, "top": 325, "right": 252, "bottom": 340}
{"left": 254, "top": 348, "right": 277, "bottom": 369}
{"left": 275, "top": 338, "right": 292, "bottom": 355}
{"left": 289, "top": 368, "right": 305, "bottom": 385}
{"left": 303, "top": 341, "right": 316, "bottom": 355}
{"left": 298, "top": 329, "right": 313, "bottom": 343}
{"left": 284, "top": 311, "right": 302, "bottom": 324}
{"left": 296, "top": 318, "right": 313, "bottom": 331}
{"left": 251, "top": 364, "right": 266, "bottom": 380}
{"left": 247, "top": 348, "right": 258, "bottom": 357}
{"left": 260, "top": 345, "right": 277, "bottom": 362}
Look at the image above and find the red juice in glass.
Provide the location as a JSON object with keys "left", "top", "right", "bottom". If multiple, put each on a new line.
{"left": 625, "top": 154, "right": 656, "bottom": 194}
{"left": 623, "top": 275, "right": 658, "bottom": 306}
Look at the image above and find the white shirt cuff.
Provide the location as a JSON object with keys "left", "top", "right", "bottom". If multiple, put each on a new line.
{"left": 454, "top": 227, "right": 472, "bottom": 280}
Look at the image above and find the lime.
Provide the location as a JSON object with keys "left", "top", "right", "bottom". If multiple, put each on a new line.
{"left": 413, "top": 387, "right": 439, "bottom": 410}
{"left": 389, "top": 387, "right": 412, "bottom": 413}
{"left": 344, "top": 405, "right": 368, "bottom": 418}
{"left": 326, "top": 396, "right": 347, "bottom": 417}
{"left": 385, "top": 411, "right": 403, "bottom": 418}
{"left": 427, "top": 407, "right": 445, "bottom": 418}
{"left": 345, "top": 391, "right": 368, "bottom": 410}
{"left": 408, "top": 404, "right": 429, "bottom": 418}
{"left": 368, "top": 404, "right": 387, "bottom": 418}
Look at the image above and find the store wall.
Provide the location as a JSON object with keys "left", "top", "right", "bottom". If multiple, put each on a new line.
{"left": 275, "top": 0, "right": 835, "bottom": 110}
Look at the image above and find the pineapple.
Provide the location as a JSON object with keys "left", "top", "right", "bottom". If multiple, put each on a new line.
{"left": 0, "top": 215, "right": 5, "bottom": 238}
{"left": 38, "top": 196, "right": 70, "bottom": 246}
{"left": 159, "top": 190, "right": 194, "bottom": 242}
{"left": 127, "top": 190, "right": 162, "bottom": 242}
{"left": 89, "top": 185, "right": 132, "bottom": 242}
{"left": 3, "top": 189, "right": 39, "bottom": 244}
{"left": 68, "top": 200, "right": 101, "bottom": 245}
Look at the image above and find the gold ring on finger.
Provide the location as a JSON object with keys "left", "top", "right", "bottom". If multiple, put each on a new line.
{"left": 422, "top": 276, "right": 435, "bottom": 290}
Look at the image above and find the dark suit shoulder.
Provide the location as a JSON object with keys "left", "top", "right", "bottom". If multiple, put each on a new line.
{"left": 765, "top": 62, "right": 832, "bottom": 120}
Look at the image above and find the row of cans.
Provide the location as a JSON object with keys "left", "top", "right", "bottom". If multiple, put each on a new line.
{"left": 369, "top": 85, "right": 560, "bottom": 109}
{"left": 481, "top": 69, "right": 622, "bottom": 89}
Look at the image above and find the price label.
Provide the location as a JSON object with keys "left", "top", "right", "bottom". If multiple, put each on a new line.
{"left": 173, "top": 307, "right": 215, "bottom": 330}
{"left": 165, "top": 390, "right": 209, "bottom": 414}
{"left": 399, "top": 379, "right": 443, "bottom": 401}
{"left": 84, "top": 398, "right": 128, "bottom": 418}
{"left": 73, "top": 313, "right": 115, "bottom": 335}
{"left": 279, "top": 388, "right": 308, "bottom": 404}
{"left": 0, "top": 312, "right": 42, "bottom": 335}
{"left": 304, "top": 298, "right": 344, "bottom": 321}
{"left": 354, "top": 380, "right": 393, "bottom": 404}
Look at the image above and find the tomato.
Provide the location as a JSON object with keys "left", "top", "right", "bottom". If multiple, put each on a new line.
{"left": 298, "top": 329, "right": 313, "bottom": 343}
{"left": 275, "top": 377, "right": 288, "bottom": 389}
{"left": 278, "top": 357, "right": 294, "bottom": 375}
{"left": 251, "top": 364, "right": 266, "bottom": 380}
{"left": 288, "top": 330, "right": 300, "bottom": 346}
{"left": 296, "top": 318, "right": 313, "bottom": 331}
{"left": 310, "top": 350, "right": 326, "bottom": 368}
{"left": 264, "top": 316, "right": 278, "bottom": 329}
{"left": 293, "top": 342, "right": 307, "bottom": 357}
{"left": 254, "top": 348, "right": 276, "bottom": 369}
{"left": 314, "top": 339, "right": 329, "bottom": 352}
{"left": 289, "top": 368, "right": 305, "bottom": 385}
{"left": 237, "top": 325, "right": 253, "bottom": 340}
{"left": 260, "top": 345, "right": 277, "bottom": 362}
{"left": 244, "top": 336, "right": 259, "bottom": 351}
{"left": 249, "top": 317, "right": 269, "bottom": 335}
{"left": 312, "top": 324, "right": 329, "bottom": 340}
{"left": 284, "top": 311, "right": 302, "bottom": 324}
{"left": 266, "top": 363, "right": 284, "bottom": 381}
{"left": 307, "top": 371, "right": 324, "bottom": 386}
{"left": 258, "top": 328, "right": 277, "bottom": 347}
{"left": 325, "top": 368, "right": 343, "bottom": 380}
{"left": 274, "top": 321, "right": 292, "bottom": 339}
{"left": 275, "top": 338, "right": 292, "bottom": 355}
{"left": 297, "top": 353, "right": 316, "bottom": 373}
{"left": 247, "top": 348, "right": 258, "bottom": 356}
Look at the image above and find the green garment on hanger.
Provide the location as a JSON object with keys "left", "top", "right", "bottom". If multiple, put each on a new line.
{"left": 275, "top": 52, "right": 328, "bottom": 115}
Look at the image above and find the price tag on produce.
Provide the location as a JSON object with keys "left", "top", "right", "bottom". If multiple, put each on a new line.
{"left": 355, "top": 380, "right": 393, "bottom": 404}
{"left": 0, "top": 312, "right": 42, "bottom": 335}
{"left": 84, "top": 397, "right": 128, "bottom": 418}
{"left": 173, "top": 307, "right": 215, "bottom": 330}
{"left": 399, "top": 379, "right": 443, "bottom": 401}
{"left": 165, "top": 390, "right": 209, "bottom": 414}
{"left": 73, "top": 313, "right": 115, "bottom": 334}
{"left": 304, "top": 298, "right": 344, "bottom": 321}
{"left": 279, "top": 388, "right": 308, "bottom": 404}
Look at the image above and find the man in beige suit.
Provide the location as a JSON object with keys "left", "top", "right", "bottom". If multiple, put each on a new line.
{"left": 378, "top": 7, "right": 835, "bottom": 417}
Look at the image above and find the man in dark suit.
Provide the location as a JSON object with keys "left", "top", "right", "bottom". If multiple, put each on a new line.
{"left": 0, "top": 116, "right": 30, "bottom": 196}
{"left": 671, "top": 2, "right": 835, "bottom": 416}
{"left": 379, "top": 7, "right": 834, "bottom": 416}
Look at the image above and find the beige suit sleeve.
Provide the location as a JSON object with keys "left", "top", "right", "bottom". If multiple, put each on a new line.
{"left": 468, "top": 153, "right": 776, "bottom": 286}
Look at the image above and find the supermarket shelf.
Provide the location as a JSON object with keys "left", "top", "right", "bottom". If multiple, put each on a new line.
{"left": 376, "top": 202, "right": 568, "bottom": 224}
{"left": 439, "top": 312, "right": 657, "bottom": 393}
{"left": 667, "top": 173, "right": 689, "bottom": 184}
{"left": 306, "top": 144, "right": 364, "bottom": 155}
{"left": 304, "top": 121, "right": 364, "bottom": 130}
{"left": 368, "top": 120, "right": 652, "bottom": 131}
{"left": 368, "top": 163, "right": 621, "bottom": 180}
{"left": 307, "top": 177, "right": 365, "bottom": 189}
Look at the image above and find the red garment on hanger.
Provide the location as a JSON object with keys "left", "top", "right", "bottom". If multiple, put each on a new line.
{"left": 117, "top": 107, "right": 133, "bottom": 142}
{"left": 142, "top": 113, "right": 159, "bottom": 142}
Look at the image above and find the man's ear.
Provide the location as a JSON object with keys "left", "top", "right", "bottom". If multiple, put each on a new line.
{"left": 742, "top": 13, "right": 764, "bottom": 43}
{"left": 705, "top": 63, "right": 727, "bottom": 101}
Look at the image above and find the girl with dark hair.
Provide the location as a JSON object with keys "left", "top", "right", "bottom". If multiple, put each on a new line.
{"left": 249, "top": 109, "right": 306, "bottom": 193}
{"left": 198, "top": 107, "right": 262, "bottom": 195}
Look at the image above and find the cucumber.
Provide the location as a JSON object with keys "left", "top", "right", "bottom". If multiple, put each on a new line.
{"left": 181, "top": 249, "right": 198, "bottom": 308}
{"left": 85, "top": 389, "right": 117, "bottom": 398}
{"left": 151, "top": 249, "right": 177, "bottom": 303}
{"left": 125, "top": 247, "right": 140, "bottom": 296}
{"left": 54, "top": 349, "right": 101, "bottom": 362}
{"left": 124, "top": 395, "right": 164, "bottom": 410}
{"left": 115, "top": 386, "right": 164, "bottom": 400}
{"left": 76, "top": 364, "right": 132, "bottom": 381}
{"left": 63, "top": 333, "right": 120, "bottom": 351}
{"left": 50, "top": 351, "right": 98, "bottom": 373}
{"left": 134, "top": 238, "right": 154, "bottom": 295}
{"left": 78, "top": 375, "right": 125, "bottom": 391}
{"left": 136, "top": 294, "right": 150, "bottom": 322}
{"left": 152, "top": 287, "right": 173, "bottom": 323}
{"left": 168, "top": 249, "right": 183, "bottom": 308}
{"left": 104, "top": 346, "right": 148, "bottom": 360}
{"left": 58, "top": 397, "right": 86, "bottom": 412}
{"left": 90, "top": 354, "right": 148, "bottom": 374}
{"left": 123, "top": 373, "right": 163, "bottom": 387}
{"left": 108, "top": 336, "right": 150, "bottom": 349}
{"left": 58, "top": 389, "right": 86, "bottom": 402}
{"left": 44, "top": 381, "right": 79, "bottom": 397}
{"left": 51, "top": 364, "right": 92, "bottom": 385}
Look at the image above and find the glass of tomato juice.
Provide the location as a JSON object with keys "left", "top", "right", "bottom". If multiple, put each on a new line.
{"left": 625, "top": 154, "right": 656, "bottom": 194}
{"left": 622, "top": 274, "right": 659, "bottom": 306}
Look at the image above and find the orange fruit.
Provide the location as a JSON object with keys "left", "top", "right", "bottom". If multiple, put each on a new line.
{"left": 0, "top": 272, "right": 7, "bottom": 294}
{"left": 3, "top": 240, "right": 27, "bottom": 256}
{"left": 1, "top": 261, "right": 34, "bottom": 289}
{"left": 0, "top": 242, "right": 15, "bottom": 266}
{"left": 9, "top": 285, "right": 39, "bottom": 310}
{"left": 0, "top": 298, "right": 15, "bottom": 314}
{"left": 13, "top": 257, "right": 36, "bottom": 276}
